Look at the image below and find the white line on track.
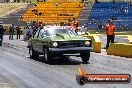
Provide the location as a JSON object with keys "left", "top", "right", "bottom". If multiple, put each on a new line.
{"left": 91, "top": 50, "right": 132, "bottom": 61}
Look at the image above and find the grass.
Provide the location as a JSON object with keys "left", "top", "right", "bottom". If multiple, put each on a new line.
{"left": 0, "top": 3, "right": 26, "bottom": 17}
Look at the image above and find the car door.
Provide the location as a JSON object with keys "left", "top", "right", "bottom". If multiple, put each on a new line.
{"left": 32, "top": 29, "right": 40, "bottom": 52}
{"left": 37, "top": 29, "right": 48, "bottom": 53}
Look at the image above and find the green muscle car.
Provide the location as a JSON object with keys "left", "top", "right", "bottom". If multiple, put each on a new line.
{"left": 29, "top": 26, "right": 93, "bottom": 63}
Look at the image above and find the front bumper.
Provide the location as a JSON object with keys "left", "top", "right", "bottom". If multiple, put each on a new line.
{"left": 49, "top": 47, "right": 93, "bottom": 54}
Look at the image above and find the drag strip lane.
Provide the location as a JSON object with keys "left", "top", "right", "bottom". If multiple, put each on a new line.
{"left": 99, "top": 35, "right": 129, "bottom": 48}
{"left": 0, "top": 49, "right": 84, "bottom": 88}
{"left": 0, "top": 42, "right": 132, "bottom": 88}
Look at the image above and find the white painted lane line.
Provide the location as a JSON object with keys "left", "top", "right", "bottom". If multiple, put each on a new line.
{"left": 91, "top": 50, "right": 132, "bottom": 61}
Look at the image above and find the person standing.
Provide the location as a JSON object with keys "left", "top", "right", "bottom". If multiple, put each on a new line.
{"left": 60, "top": 22, "right": 64, "bottom": 26}
{"left": 9, "top": 24, "right": 15, "bottom": 40}
{"left": 0, "top": 22, "right": 6, "bottom": 46}
{"left": 16, "top": 25, "right": 21, "bottom": 39}
{"left": 23, "top": 27, "right": 26, "bottom": 41}
{"left": 105, "top": 21, "right": 116, "bottom": 50}
{"left": 32, "top": 25, "right": 38, "bottom": 34}
{"left": 72, "top": 18, "right": 78, "bottom": 32}
{"left": 29, "top": 26, "right": 33, "bottom": 38}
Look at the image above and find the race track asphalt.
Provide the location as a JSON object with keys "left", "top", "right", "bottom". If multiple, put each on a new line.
{"left": 0, "top": 35, "right": 132, "bottom": 88}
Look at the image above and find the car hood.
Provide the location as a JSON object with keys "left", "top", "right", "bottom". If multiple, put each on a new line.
{"left": 50, "top": 33, "right": 90, "bottom": 41}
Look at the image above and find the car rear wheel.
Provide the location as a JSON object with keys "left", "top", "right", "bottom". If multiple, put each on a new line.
{"left": 80, "top": 51, "right": 90, "bottom": 63}
{"left": 43, "top": 48, "right": 51, "bottom": 63}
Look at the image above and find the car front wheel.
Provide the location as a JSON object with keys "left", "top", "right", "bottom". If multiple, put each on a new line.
{"left": 30, "top": 48, "right": 39, "bottom": 60}
{"left": 43, "top": 48, "right": 51, "bottom": 63}
{"left": 80, "top": 51, "right": 90, "bottom": 63}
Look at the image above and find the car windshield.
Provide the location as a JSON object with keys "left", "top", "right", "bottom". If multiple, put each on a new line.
{"left": 47, "top": 29, "right": 77, "bottom": 36}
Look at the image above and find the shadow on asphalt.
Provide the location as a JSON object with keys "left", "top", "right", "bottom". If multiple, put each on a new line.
{"left": 30, "top": 57, "right": 89, "bottom": 65}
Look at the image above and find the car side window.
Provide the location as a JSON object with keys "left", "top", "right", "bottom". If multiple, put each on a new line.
{"left": 34, "top": 29, "right": 40, "bottom": 38}
{"left": 32, "top": 31, "right": 37, "bottom": 38}
{"left": 41, "top": 31, "right": 47, "bottom": 38}
{"left": 68, "top": 29, "right": 77, "bottom": 36}
{"left": 38, "top": 29, "right": 47, "bottom": 38}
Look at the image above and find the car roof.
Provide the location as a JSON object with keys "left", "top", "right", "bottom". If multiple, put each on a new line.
{"left": 43, "top": 26, "right": 74, "bottom": 30}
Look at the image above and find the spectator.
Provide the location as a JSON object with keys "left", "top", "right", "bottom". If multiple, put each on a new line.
{"left": 39, "top": 12, "right": 42, "bottom": 16}
{"left": 28, "top": 26, "right": 33, "bottom": 38}
{"left": 55, "top": 3, "right": 59, "bottom": 7}
{"left": 66, "top": 22, "right": 72, "bottom": 26}
{"left": 68, "top": 19, "right": 72, "bottom": 23}
{"left": 9, "top": 24, "right": 15, "bottom": 40}
{"left": 60, "top": 22, "right": 64, "bottom": 26}
{"left": 129, "top": 1, "right": 132, "bottom": 6}
{"left": 35, "top": 13, "right": 38, "bottom": 16}
{"left": 58, "top": 13, "right": 63, "bottom": 16}
{"left": 23, "top": 27, "right": 27, "bottom": 41}
{"left": 16, "top": 25, "right": 21, "bottom": 39}
{"left": 80, "top": 25, "right": 87, "bottom": 33}
{"left": 20, "top": 16, "right": 23, "bottom": 19}
{"left": 27, "top": 26, "right": 35, "bottom": 58}
{"left": 0, "top": 22, "right": 6, "bottom": 46}
{"left": 64, "top": 22, "right": 68, "bottom": 26}
{"left": 125, "top": 24, "right": 128, "bottom": 30}
{"left": 33, "top": 4, "right": 37, "bottom": 7}
{"left": 67, "top": 22, "right": 71, "bottom": 26}
{"left": 110, "top": 16, "right": 118, "bottom": 21}
{"left": 32, "top": 9, "right": 38, "bottom": 13}
{"left": 25, "top": 26, "right": 31, "bottom": 40}
{"left": 32, "top": 9, "right": 35, "bottom": 13}
{"left": 39, "top": 23, "right": 44, "bottom": 29}
{"left": 78, "top": 4, "right": 81, "bottom": 8}
{"left": 72, "top": 18, "right": 78, "bottom": 32}
{"left": 32, "top": 26, "right": 38, "bottom": 34}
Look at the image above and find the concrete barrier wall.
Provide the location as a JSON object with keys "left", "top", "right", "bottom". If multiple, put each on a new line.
{"left": 83, "top": 34, "right": 101, "bottom": 53}
{"left": 107, "top": 43, "right": 132, "bottom": 58}
{"left": 82, "top": 34, "right": 132, "bottom": 57}
{"left": 127, "top": 35, "right": 132, "bottom": 44}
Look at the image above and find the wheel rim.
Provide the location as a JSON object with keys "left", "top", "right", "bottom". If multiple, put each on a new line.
{"left": 44, "top": 49, "right": 48, "bottom": 61}
{"left": 30, "top": 50, "right": 32, "bottom": 56}
{"left": 29, "top": 48, "right": 32, "bottom": 56}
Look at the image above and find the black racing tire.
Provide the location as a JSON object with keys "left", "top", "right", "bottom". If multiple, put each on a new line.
{"left": 43, "top": 48, "right": 51, "bottom": 63}
{"left": 80, "top": 51, "right": 90, "bottom": 63}
{"left": 30, "top": 47, "right": 39, "bottom": 60}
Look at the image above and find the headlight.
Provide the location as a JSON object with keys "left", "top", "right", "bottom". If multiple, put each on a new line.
{"left": 53, "top": 42, "right": 58, "bottom": 47}
{"left": 85, "top": 41, "right": 90, "bottom": 46}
